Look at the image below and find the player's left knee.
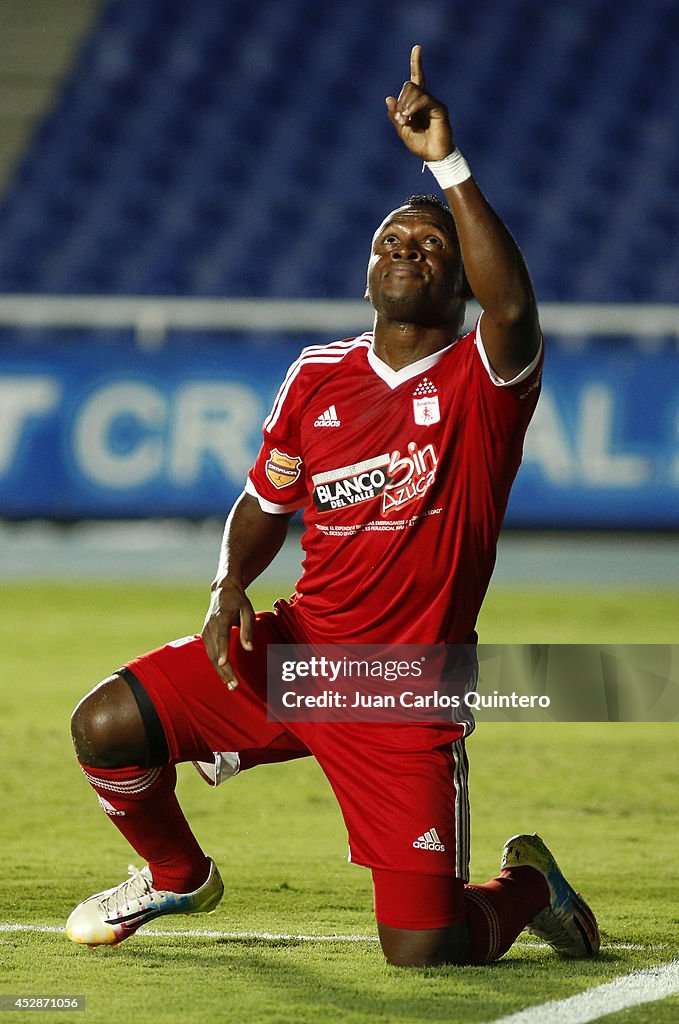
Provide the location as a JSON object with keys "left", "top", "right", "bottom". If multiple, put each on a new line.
{"left": 377, "top": 921, "right": 470, "bottom": 968}
{"left": 383, "top": 947, "right": 467, "bottom": 968}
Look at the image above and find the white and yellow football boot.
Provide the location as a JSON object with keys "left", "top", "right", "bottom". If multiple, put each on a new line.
{"left": 65, "top": 859, "right": 223, "bottom": 947}
{"left": 501, "top": 833, "right": 600, "bottom": 957}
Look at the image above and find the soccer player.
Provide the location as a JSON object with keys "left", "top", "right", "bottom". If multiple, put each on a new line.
{"left": 66, "top": 46, "right": 599, "bottom": 966}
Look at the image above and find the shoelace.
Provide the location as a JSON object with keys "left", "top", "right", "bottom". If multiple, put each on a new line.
{"left": 100, "top": 866, "right": 154, "bottom": 916}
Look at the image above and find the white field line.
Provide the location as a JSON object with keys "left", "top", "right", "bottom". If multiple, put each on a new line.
{"left": 0, "top": 923, "right": 663, "bottom": 952}
{"left": 1, "top": 923, "right": 376, "bottom": 942}
{"left": 4, "top": 923, "right": 677, "bottom": 1022}
{"left": 487, "top": 959, "right": 679, "bottom": 1024}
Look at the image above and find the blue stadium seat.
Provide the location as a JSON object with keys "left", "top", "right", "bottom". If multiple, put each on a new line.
{"left": 0, "top": 0, "right": 677, "bottom": 302}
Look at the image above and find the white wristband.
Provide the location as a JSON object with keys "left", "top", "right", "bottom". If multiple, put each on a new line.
{"left": 425, "top": 149, "right": 472, "bottom": 189}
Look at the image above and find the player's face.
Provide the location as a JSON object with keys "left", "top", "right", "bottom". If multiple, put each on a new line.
{"left": 365, "top": 205, "right": 464, "bottom": 326}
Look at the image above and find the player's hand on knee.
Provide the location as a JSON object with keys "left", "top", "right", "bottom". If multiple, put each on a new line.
{"left": 385, "top": 44, "right": 453, "bottom": 162}
{"left": 201, "top": 577, "right": 255, "bottom": 690}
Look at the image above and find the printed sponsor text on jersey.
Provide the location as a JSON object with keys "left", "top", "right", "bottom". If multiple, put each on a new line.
{"left": 312, "top": 442, "right": 438, "bottom": 516}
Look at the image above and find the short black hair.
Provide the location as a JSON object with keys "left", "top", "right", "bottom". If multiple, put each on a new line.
{"left": 402, "top": 194, "right": 473, "bottom": 301}
{"left": 403, "top": 193, "right": 455, "bottom": 226}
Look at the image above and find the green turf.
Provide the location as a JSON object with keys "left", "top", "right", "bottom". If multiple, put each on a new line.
{"left": 477, "top": 587, "right": 679, "bottom": 643}
{"left": 1, "top": 583, "right": 677, "bottom": 1023}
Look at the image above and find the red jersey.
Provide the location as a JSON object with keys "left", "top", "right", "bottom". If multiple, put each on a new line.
{"left": 246, "top": 318, "right": 542, "bottom": 645}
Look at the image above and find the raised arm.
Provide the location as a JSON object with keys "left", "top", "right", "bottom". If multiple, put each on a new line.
{"left": 202, "top": 492, "right": 294, "bottom": 688}
{"left": 386, "top": 45, "right": 541, "bottom": 380}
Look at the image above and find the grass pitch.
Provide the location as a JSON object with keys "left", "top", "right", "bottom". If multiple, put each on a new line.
{"left": 1, "top": 582, "right": 677, "bottom": 1023}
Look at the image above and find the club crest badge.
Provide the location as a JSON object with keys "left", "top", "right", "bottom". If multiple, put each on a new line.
{"left": 412, "top": 378, "right": 440, "bottom": 426}
{"left": 265, "top": 448, "right": 302, "bottom": 489}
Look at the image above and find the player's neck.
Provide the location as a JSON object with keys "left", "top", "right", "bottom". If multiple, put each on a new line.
{"left": 372, "top": 318, "right": 458, "bottom": 371}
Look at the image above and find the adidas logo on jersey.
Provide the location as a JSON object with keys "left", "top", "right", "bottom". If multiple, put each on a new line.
{"left": 413, "top": 827, "right": 446, "bottom": 852}
{"left": 314, "top": 405, "right": 341, "bottom": 427}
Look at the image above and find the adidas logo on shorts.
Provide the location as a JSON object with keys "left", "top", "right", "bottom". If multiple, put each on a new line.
{"left": 412, "top": 827, "right": 446, "bottom": 852}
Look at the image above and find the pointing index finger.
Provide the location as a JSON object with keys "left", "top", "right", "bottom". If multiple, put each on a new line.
{"left": 410, "top": 44, "right": 425, "bottom": 88}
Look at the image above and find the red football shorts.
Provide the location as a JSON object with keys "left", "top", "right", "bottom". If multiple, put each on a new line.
{"left": 125, "top": 611, "right": 470, "bottom": 928}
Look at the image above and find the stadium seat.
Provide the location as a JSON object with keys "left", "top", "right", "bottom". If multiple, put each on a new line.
{"left": 0, "top": 0, "right": 677, "bottom": 302}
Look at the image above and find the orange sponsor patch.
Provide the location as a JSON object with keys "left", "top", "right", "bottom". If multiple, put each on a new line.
{"left": 265, "top": 448, "right": 302, "bottom": 489}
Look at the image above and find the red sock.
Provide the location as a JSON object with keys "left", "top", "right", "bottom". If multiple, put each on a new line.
{"left": 79, "top": 762, "right": 210, "bottom": 894}
{"left": 464, "top": 867, "right": 550, "bottom": 964}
